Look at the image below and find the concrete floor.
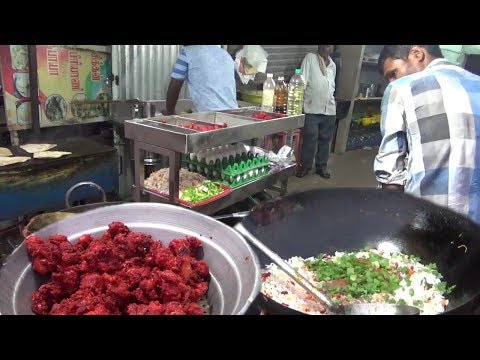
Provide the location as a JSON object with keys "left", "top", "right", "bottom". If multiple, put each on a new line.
{"left": 287, "top": 148, "right": 378, "bottom": 194}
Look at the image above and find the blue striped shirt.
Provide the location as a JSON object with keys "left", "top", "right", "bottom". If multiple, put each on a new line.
{"left": 374, "top": 58, "right": 480, "bottom": 224}
{"left": 171, "top": 46, "right": 238, "bottom": 112}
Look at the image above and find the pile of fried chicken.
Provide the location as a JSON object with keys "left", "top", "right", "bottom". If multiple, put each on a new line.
{"left": 25, "top": 221, "right": 209, "bottom": 315}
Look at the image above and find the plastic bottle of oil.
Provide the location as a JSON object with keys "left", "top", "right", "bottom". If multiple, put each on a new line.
{"left": 287, "top": 69, "right": 305, "bottom": 115}
{"left": 261, "top": 73, "right": 276, "bottom": 112}
{"left": 274, "top": 76, "right": 288, "bottom": 114}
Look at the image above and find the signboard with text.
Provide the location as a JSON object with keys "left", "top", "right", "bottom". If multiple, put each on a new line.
{"left": 36, "top": 45, "right": 112, "bottom": 127}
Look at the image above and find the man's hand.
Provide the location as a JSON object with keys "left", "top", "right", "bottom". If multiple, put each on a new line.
{"left": 162, "top": 109, "right": 177, "bottom": 116}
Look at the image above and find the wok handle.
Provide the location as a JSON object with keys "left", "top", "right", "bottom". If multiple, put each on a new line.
{"left": 234, "top": 222, "right": 336, "bottom": 310}
{"left": 212, "top": 211, "right": 249, "bottom": 221}
{"left": 65, "top": 182, "right": 107, "bottom": 208}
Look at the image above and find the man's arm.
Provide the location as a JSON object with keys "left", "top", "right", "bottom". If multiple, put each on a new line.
{"left": 165, "top": 48, "right": 188, "bottom": 115}
{"left": 166, "top": 79, "right": 183, "bottom": 115}
{"left": 374, "top": 83, "right": 408, "bottom": 191}
{"left": 300, "top": 53, "right": 312, "bottom": 87}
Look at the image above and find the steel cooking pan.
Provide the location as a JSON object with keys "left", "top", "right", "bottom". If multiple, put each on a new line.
{"left": 0, "top": 203, "right": 261, "bottom": 315}
{"left": 233, "top": 188, "right": 480, "bottom": 315}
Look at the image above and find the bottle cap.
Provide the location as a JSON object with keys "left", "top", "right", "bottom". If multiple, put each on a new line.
{"left": 278, "top": 76, "right": 284, "bottom": 81}
{"left": 267, "top": 73, "right": 273, "bottom": 78}
{"left": 295, "top": 68, "right": 302, "bottom": 74}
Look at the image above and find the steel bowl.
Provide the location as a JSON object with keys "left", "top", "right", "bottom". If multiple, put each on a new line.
{"left": 0, "top": 203, "right": 262, "bottom": 315}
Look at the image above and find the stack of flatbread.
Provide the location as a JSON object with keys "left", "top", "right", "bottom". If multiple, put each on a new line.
{"left": 0, "top": 143, "right": 72, "bottom": 167}
{"left": 0, "top": 146, "right": 30, "bottom": 167}
{"left": 0, "top": 147, "right": 13, "bottom": 157}
{"left": 33, "top": 151, "right": 72, "bottom": 159}
{"left": 21, "top": 143, "right": 71, "bottom": 159}
{"left": 20, "top": 144, "right": 57, "bottom": 153}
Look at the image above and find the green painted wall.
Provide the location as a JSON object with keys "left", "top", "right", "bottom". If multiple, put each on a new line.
{"left": 440, "top": 45, "right": 480, "bottom": 66}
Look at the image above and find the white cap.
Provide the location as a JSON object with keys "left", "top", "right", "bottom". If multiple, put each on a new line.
{"left": 267, "top": 73, "right": 273, "bottom": 78}
{"left": 278, "top": 76, "right": 284, "bottom": 81}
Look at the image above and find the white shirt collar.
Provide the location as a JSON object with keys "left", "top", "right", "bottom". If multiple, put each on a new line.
{"left": 425, "top": 58, "right": 448, "bottom": 69}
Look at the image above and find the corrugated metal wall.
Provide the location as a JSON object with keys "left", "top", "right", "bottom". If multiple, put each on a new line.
{"left": 228, "top": 45, "right": 318, "bottom": 86}
{"left": 112, "top": 45, "right": 189, "bottom": 101}
{"left": 112, "top": 45, "right": 318, "bottom": 99}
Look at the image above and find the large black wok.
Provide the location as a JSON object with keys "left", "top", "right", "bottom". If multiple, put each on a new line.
{"left": 235, "top": 188, "right": 480, "bottom": 315}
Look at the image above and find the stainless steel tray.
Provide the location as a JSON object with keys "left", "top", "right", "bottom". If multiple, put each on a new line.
{"left": 125, "top": 112, "right": 305, "bottom": 153}
{"left": 218, "top": 108, "right": 279, "bottom": 117}
{"left": 0, "top": 203, "right": 261, "bottom": 315}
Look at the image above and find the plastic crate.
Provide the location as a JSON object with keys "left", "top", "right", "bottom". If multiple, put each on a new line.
{"left": 182, "top": 153, "right": 270, "bottom": 188}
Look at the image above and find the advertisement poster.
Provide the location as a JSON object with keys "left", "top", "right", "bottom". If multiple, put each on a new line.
{"left": 36, "top": 45, "right": 112, "bottom": 127}
{"left": 0, "top": 45, "right": 32, "bottom": 130}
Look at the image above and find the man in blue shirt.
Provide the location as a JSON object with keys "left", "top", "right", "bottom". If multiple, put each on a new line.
{"left": 165, "top": 45, "right": 238, "bottom": 114}
{"left": 375, "top": 45, "right": 480, "bottom": 224}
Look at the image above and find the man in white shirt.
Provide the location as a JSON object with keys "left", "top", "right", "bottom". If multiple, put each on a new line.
{"left": 296, "top": 45, "right": 337, "bottom": 178}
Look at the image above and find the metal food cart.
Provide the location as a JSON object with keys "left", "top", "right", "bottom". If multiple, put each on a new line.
{"left": 123, "top": 107, "right": 304, "bottom": 215}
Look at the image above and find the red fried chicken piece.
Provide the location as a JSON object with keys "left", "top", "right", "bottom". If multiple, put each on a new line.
{"left": 159, "top": 270, "right": 190, "bottom": 302}
{"left": 101, "top": 273, "right": 132, "bottom": 309}
{"left": 139, "top": 278, "right": 160, "bottom": 301}
{"left": 189, "top": 281, "right": 209, "bottom": 302}
{"left": 120, "top": 266, "right": 151, "bottom": 289}
{"left": 50, "top": 289, "right": 119, "bottom": 315}
{"left": 164, "top": 301, "right": 186, "bottom": 315}
{"left": 127, "top": 301, "right": 165, "bottom": 315}
{"left": 121, "top": 257, "right": 144, "bottom": 270}
{"left": 193, "top": 259, "right": 210, "bottom": 279}
{"left": 179, "top": 257, "right": 194, "bottom": 281}
{"left": 81, "top": 239, "right": 123, "bottom": 273}
{"left": 25, "top": 236, "right": 44, "bottom": 256}
{"left": 84, "top": 304, "right": 111, "bottom": 315}
{"left": 163, "top": 256, "right": 183, "bottom": 274}
{"left": 76, "top": 234, "right": 94, "bottom": 250}
{"left": 25, "top": 236, "right": 59, "bottom": 275}
{"left": 60, "top": 242, "right": 81, "bottom": 267}
{"left": 183, "top": 302, "right": 204, "bottom": 315}
{"left": 107, "top": 221, "right": 130, "bottom": 238}
{"left": 147, "top": 246, "right": 174, "bottom": 269}
{"left": 144, "top": 240, "right": 162, "bottom": 262}
{"left": 51, "top": 267, "right": 80, "bottom": 295}
{"left": 79, "top": 273, "right": 105, "bottom": 294}
{"left": 168, "top": 237, "right": 202, "bottom": 257}
{"left": 31, "top": 256, "right": 53, "bottom": 276}
{"left": 132, "top": 288, "right": 150, "bottom": 304}
{"left": 48, "top": 235, "right": 69, "bottom": 247}
{"left": 122, "top": 232, "right": 154, "bottom": 258}
{"left": 31, "top": 282, "right": 65, "bottom": 315}
{"left": 185, "top": 236, "right": 203, "bottom": 254}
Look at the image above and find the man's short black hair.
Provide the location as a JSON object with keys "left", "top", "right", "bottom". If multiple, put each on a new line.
{"left": 377, "top": 45, "right": 444, "bottom": 74}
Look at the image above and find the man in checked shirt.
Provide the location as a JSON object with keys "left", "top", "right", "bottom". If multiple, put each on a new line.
{"left": 374, "top": 45, "right": 480, "bottom": 224}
